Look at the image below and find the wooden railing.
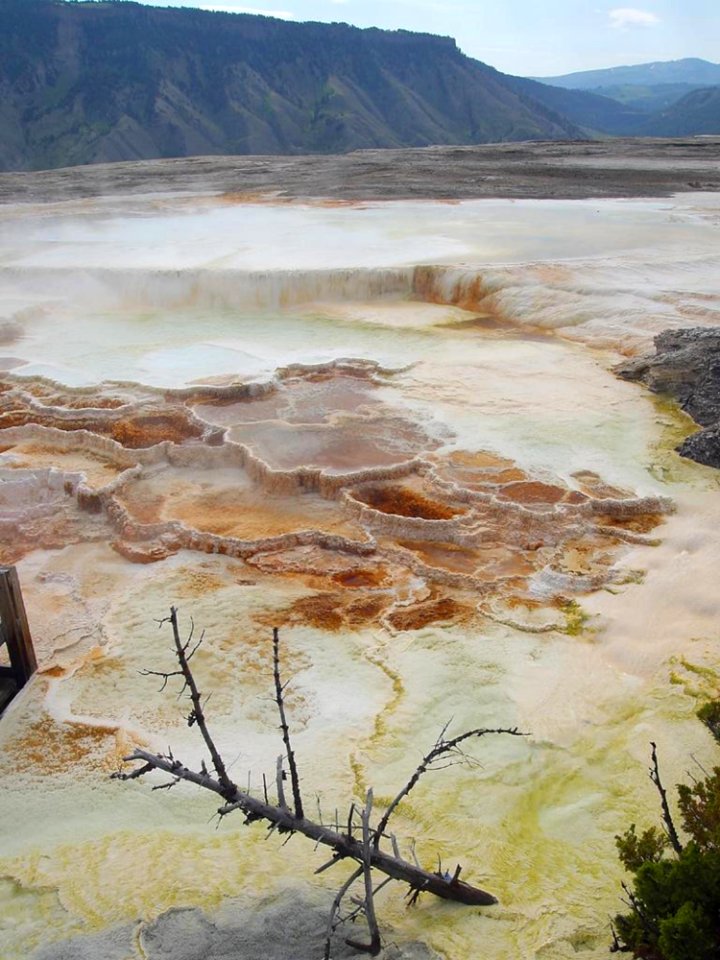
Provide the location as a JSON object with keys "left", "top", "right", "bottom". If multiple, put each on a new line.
{"left": 0, "top": 566, "right": 37, "bottom": 706}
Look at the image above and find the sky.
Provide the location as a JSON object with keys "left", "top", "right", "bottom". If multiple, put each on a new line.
{"left": 127, "top": 1, "right": 718, "bottom": 76}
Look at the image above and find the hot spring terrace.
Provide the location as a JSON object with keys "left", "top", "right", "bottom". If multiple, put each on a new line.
{"left": 0, "top": 190, "right": 718, "bottom": 960}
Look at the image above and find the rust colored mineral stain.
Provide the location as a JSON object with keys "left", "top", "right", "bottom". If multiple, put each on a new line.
{"left": 497, "top": 481, "right": 567, "bottom": 505}
{"left": 0, "top": 380, "right": 206, "bottom": 447}
{"left": 34, "top": 395, "right": 126, "bottom": 410}
{"left": 275, "top": 589, "right": 391, "bottom": 632}
{"left": 331, "top": 568, "right": 389, "bottom": 589}
{"left": 446, "top": 450, "right": 515, "bottom": 469}
{"left": 215, "top": 193, "right": 371, "bottom": 209}
{"left": 431, "top": 450, "right": 529, "bottom": 488}
{"left": 115, "top": 489, "right": 165, "bottom": 525}
{"left": 109, "top": 413, "right": 204, "bottom": 448}
{"left": 0, "top": 376, "right": 669, "bottom": 627}
{"left": 118, "top": 475, "right": 361, "bottom": 541}
{"left": 345, "top": 595, "right": 386, "bottom": 625}
{"left": 173, "top": 568, "right": 229, "bottom": 598}
{"left": 397, "top": 539, "right": 481, "bottom": 574}
{"left": 0, "top": 408, "right": 204, "bottom": 446}
{"left": 283, "top": 593, "right": 346, "bottom": 630}
{"left": 38, "top": 665, "right": 68, "bottom": 678}
{"left": 2, "top": 714, "right": 120, "bottom": 773}
{"left": 602, "top": 513, "right": 665, "bottom": 534}
{"left": 572, "top": 471, "right": 628, "bottom": 500}
{"left": 295, "top": 591, "right": 385, "bottom": 630}
{"left": 354, "top": 485, "right": 460, "bottom": 520}
{"left": 388, "top": 596, "right": 471, "bottom": 631}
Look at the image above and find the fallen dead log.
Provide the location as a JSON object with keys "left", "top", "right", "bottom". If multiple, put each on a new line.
{"left": 114, "top": 607, "right": 526, "bottom": 956}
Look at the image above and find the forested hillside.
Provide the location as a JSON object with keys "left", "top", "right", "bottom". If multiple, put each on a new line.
{"left": 0, "top": 0, "right": 582, "bottom": 171}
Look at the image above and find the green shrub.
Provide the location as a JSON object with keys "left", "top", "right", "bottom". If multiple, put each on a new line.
{"left": 697, "top": 699, "right": 720, "bottom": 743}
{"left": 614, "top": 763, "right": 720, "bottom": 959}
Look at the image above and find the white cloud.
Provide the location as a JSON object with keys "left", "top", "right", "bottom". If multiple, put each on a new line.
{"left": 609, "top": 8, "right": 660, "bottom": 29}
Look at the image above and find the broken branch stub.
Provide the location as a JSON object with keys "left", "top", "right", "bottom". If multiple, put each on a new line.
{"left": 114, "top": 609, "right": 527, "bottom": 954}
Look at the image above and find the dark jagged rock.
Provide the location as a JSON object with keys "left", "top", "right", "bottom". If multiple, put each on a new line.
{"left": 619, "top": 328, "right": 720, "bottom": 427}
{"left": 678, "top": 424, "right": 720, "bottom": 467}
{"left": 618, "top": 327, "right": 720, "bottom": 468}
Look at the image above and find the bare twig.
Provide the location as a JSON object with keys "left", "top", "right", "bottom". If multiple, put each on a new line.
{"left": 324, "top": 867, "right": 364, "bottom": 960}
{"left": 139, "top": 667, "right": 183, "bottom": 692}
{"left": 342, "top": 876, "right": 394, "bottom": 927}
{"left": 315, "top": 853, "right": 345, "bottom": 876}
{"left": 272, "top": 627, "right": 304, "bottom": 819}
{"left": 621, "top": 881, "right": 656, "bottom": 938}
{"left": 152, "top": 778, "right": 181, "bottom": 792}
{"left": 169, "top": 607, "right": 235, "bottom": 796}
{"left": 391, "top": 834, "right": 400, "bottom": 859}
{"left": 116, "top": 761, "right": 153, "bottom": 781}
{"left": 410, "top": 839, "right": 420, "bottom": 869}
{"left": 649, "top": 742, "right": 683, "bottom": 855}
{"left": 609, "top": 919, "right": 630, "bottom": 953}
{"left": 345, "top": 790, "right": 382, "bottom": 956}
{"left": 374, "top": 723, "right": 526, "bottom": 850}
{"left": 276, "top": 755, "right": 287, "bottom": 810}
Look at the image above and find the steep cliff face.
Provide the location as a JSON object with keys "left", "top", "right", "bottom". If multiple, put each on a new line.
{"left": 0, "top": 0, "right": 583, "bottom": 171}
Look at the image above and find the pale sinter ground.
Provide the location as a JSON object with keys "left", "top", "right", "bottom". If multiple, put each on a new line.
{"left": 0, "top": 190, "right": 719, "bottom": 960}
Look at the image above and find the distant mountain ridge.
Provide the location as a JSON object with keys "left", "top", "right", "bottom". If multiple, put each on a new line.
{"left": 532, "top": 58, "right": 720, "bottom": 90}
{"left": 501, "top": 75, "right": 646, "bottom": 136}
{"left": 530, "top": 58, "right": 720, "bottom": 117}
{"left": 641, "top": 87, "right": 720, "bottom": 137}
{"left": 0, "top": 0, "right": 583, "bottom": 171}
{"left": 0, "top": 2, "right": 718, "bottom": 172}
{"left": 587, "top": 83, "right": 707, "bottom": 114}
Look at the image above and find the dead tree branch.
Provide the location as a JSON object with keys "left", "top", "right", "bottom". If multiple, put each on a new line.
{"left": 118, "top": 744, "right": 504, "bottom": 903}
{"left": 160, "top": 607, "right": 235, "bottom": 796}
{"left": 276, "top": 754, "right": 288, "bottom": 810}
{"left": 324, "top": 866, "right": 364, "bottom": 960}
{"left": 344, "top": 790, "right": 382, "bottom": 956}
{"left": 114, "top": 609, "right": 529, "bottom": 956}
{"left": 649, "top": 741, "right": 683, "bottom": 855}
{"left": 272, "top": 626, "right": 304, "bottom": 819}
{"left": 374, "top": 722, "right": 525, "bottom": 852}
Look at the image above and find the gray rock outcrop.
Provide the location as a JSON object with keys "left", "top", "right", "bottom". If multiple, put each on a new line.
{"left": 617, "top": 327, "right": 720, "bottom": 468}
{"left": 32, "top": 896, "right": 444, "bottom": 960}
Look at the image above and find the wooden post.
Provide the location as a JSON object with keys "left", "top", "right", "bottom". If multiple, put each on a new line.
{"left": 0, "top": 566, "right": 37, "bottom": 690}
